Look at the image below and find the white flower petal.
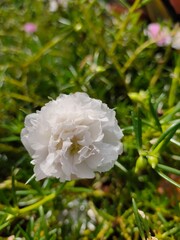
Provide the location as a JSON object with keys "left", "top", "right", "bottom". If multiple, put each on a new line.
{"left": 73, "top": 162, "right": 95, "bottom": 179}
{"left": 21, "top": 92, "right": 123, "bottom": 181}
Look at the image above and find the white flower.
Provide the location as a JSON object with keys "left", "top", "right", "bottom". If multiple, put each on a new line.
{"left": 49, "top": 0, "right": 69, "bottom": 12}
{"left": 138, "top": 209, "right": 146, "bottom": 218}
{"left": 21, "top": 92, "right": 123, "bottom": 182}
{"left": 172, "top": 29, "right": 180, "bottom": 50}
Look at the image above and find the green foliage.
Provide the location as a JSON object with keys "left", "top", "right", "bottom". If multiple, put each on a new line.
{"left": 0, "top": 0, "right": 179, "bottom": 239}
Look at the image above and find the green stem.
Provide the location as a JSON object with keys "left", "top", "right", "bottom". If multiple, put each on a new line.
{"left": 110, "top": 0, "right": 141, "bottom": 55}
{"left": 1, "top": 192, "right": 57, "bottom": 232}
{"left": 18, "top": 192, "right": 56, "bottom": 214}
{"left": 150, "top": 46, "right": 171, "bottom": 87}
{"left": 122, "top": 40, "right": 153, "bottom": 73}
{"left": 168, "top": 54, "right": 180, "bottom": 107}
{"left": 84, "top": 3, "right": 124, "bottom": 79}
{"left": 19, "top": 182, "right": 66, "bottom": 215}
{"left": 162, "top": 227, "right": 180, "bottom": 237}
{"left": 22, "top": 33, "right": 71, "bottom": 68}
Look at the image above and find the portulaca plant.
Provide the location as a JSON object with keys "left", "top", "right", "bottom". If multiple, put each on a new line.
{"left": 21, "top": 92, "right": 123, "bottom": 182}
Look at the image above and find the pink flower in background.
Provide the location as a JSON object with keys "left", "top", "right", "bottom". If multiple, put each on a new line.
{"left": 145, "top": 23, "right": 172, "bottom": 47}
{"left": 23, "top": 22, "right": 37, "bottom": 34}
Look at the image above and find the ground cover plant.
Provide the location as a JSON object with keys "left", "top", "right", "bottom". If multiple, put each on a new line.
{"left": 0, "top": 0, "right": 179, "bottom": 239}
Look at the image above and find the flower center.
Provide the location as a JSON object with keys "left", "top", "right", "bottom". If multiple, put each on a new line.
{"left": 69, "top": 137, "right": 81, "bottom": 155}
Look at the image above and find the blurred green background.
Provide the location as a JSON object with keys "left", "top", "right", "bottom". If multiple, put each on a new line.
{"left": 0, "top": 0, "right": 179, "bottom": 239}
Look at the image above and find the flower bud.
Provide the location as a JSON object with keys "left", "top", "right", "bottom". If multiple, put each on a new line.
{"left": 135, "top": 155, "right": 147, "bottom": 173}
{"left": 128, "top": 91, "right": 147, "bottom": 103}
{"left": 147, "top": 154, "right": 158, "bottom": 169}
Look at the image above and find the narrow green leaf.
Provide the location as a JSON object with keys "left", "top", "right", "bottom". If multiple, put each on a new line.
{"left": 16, "top": 190, "right": 37, "bottom": 196}
{"left": 157, "top": 129, "right": 178, "bottom": 153}
{"left": 156, "top": 164, "right": 180, "bottom": 176}
{"left": 39, "top": 206, "right": 49, "bottom": 239}
{"left": 0, "top": 136, "right": 20, "bottom": 142}
{"left": 119, "top": 0, "right": 130, "bottom": 8}
{"left": 34, "top": 222, "right": 42, "bottom": 240}
{"left": 168, "top": 54, "right": 180, "bottom": 107}
{"left": 170, "top": 138, "right": 180, "bottom": 147}
{"left": 5, "top": 76, "right": 24, "bottom": 88}
{"left": 132, "top": 198, "right": 146, "bottom": 240}
{"left": 157, "top": 212, "right": 167, "bottom": 224}
{"left": 162, "top": 226, "right": 180, "bottom": 238}
{"left": 11, "top": 168, "right": 17, "bottom": 207}
{"left": 148, "top": 94, "right": 162, "bottom": 132}
{"left": 25, "top": 174, "right": 35, "bottom": 185}
{"left": 65, "top": 186, "right": 93, "bottom": 194}
{"left": 160, "top": 102, "right": 180, "bottom": 124}
{"left": 132, "top": 111, "right": 142, "bottom": 149}
{"left": 0, "top": 219, "right": 12, "bottom": 231}
{"left": 10, "top": 93, "right": 33, "bottom": 102}
{"left": 115, "top": 161, "right": 128, "bottom": 173}
{"left": 156, "top": 170, "right": 180, "bottom": 188}
{"left": 17, "top": 225, "right": 31, "bottom": 240}
{"left": 152, "top": 121, "right": 180, "bottom": 152}
{"left": 18, "top": 193, "right": 56, "bottom": 215}
{"left": 22, "top": 33, "right": 71, "bottom": 68}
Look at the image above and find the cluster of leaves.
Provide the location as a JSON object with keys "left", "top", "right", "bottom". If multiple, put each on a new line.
{"left": 0, "top": 0, "right": 179, "bottom": 239}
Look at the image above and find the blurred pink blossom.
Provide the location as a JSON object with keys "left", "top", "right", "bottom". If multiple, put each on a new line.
{"left": 23, "top": 22, "right": 37, "bottom": 34}
{"left": 7, "top": 236, "right": 15, "bottom": 240}
{"left": 145, "top": 23, "right": 172, "bottom": 47}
